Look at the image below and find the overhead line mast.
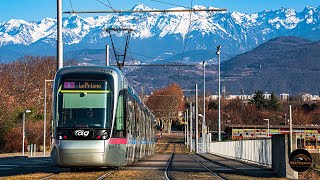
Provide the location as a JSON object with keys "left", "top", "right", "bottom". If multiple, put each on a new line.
{"left": 57, "top": 0, "right": 63, "bottom": 70}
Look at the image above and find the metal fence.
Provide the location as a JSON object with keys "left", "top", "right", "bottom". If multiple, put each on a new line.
{"left": 209, "top": 138, "right": 272, "bottom": 166}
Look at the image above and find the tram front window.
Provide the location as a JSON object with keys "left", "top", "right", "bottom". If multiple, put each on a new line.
{"left": 57, "top": 81, "right": 113, "bottom": 128}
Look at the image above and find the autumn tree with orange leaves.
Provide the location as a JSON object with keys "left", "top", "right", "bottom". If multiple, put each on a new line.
{"left": 0, "top": 56, "right": 76, "bottom": 152}
{"left": 146, "top": 83, "right": 184, "bottom": 133}
{"left": 0, "top": 56, "right": 57, "bottom": 152}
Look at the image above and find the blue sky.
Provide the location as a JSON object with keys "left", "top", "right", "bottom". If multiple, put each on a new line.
{"left": 0, "top": 0, "right": 319, "bottom": 22}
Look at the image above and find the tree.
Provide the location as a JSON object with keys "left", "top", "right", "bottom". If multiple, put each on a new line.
{"left": 267, "top": 93, "right": 280, "bottom": 111}
{"left": 146, "top": 83, "right": 184, "bottom": 133}
{"left": 0, "top": 56, "right": 76, "bottom": 152}
{"left": 302, "top": 103, "right": 312, "bottom": 113}
{"left": 208, "top": 100, "right": 218, "bottom": 110}
{"left": 249, "top": 91, "right": 268, "bottom": 110}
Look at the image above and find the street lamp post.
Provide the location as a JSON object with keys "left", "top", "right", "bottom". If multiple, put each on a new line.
{"left": 186, "top": 108, "right": 189, "bottom": 147}
{"left": 198, "top": 114, "right": 205, "bottom": 153}
{"left": 216, "top": 45, "right": 221, "bottom": 141}
{"left": 264, "top": 119, "right": 270, "bottom": 138}
{"left": 189, "top": 102, "right": 193, "bottom": 152}
{"left": 22, "top": 110, "right": 31, "bottom": 156}
{"left": 184, "top": 112, "right": 187, "bottom": 145}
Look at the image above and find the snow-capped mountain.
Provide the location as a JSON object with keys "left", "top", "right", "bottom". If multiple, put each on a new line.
{"left": 0, "top": 4, "right": 320, "bottom": 62}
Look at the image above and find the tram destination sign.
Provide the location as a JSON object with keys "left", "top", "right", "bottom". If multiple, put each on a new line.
{"left": 63, "top": 81, "right": 106, "bottom": 90}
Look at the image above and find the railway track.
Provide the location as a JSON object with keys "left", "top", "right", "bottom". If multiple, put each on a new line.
{"left": 38, "top": 168, "right": 113, "bottom": 180}
{"left": 1, "top": 132, "right": 279, "bottom": 179}
{"left": 189, "top": 154, "right": 227, "bottom": 180}
{"left": 164, "top": 143, "right": 229, "bottom": 180}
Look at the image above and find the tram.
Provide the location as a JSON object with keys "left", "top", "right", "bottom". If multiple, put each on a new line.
{"left": 51, "top": 66, "right": 156, "bottom": 168}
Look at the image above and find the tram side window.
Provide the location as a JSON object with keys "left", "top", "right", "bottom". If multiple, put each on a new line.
{"left": 115, "top": 92, "right": 125, "bottom": 131}
{"left": 126, "top": 96, "right": 134, "bottom": 136}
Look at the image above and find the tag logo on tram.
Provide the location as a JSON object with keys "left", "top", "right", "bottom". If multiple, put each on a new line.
{"left": 74, "top": 130, "right": 90, "bottom": 137}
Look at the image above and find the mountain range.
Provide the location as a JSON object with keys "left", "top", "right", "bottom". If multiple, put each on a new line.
{"left": 125, "top": 36, "right": 320, "bottom": 96}
{"left": 0, "top": 4, "right": 320, "bottom": 64}
{"left": 0, "top": 4, "right": 320, "bottom": 95}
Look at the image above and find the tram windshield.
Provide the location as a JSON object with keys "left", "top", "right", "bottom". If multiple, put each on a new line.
{"left": 57, "top": 81, "right": 113, "bottom": 128}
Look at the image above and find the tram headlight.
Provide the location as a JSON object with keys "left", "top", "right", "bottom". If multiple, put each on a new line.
{"left": 102, "top": 135, "right": 107, "bottom": 140}
{"left": 59, "top": 135, "right": 63, "bottom": 140}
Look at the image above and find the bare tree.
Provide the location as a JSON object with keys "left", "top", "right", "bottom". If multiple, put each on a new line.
{"left": 146, "top": 83, "right": 184, "bottom": 133}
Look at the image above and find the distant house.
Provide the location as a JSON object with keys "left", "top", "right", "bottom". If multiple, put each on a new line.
{"left": 301, "top": 93, "right": 319, "bottom": 101}
{"left": 262, "top": 93, "right": 271, "bottom": 100}
{"left": 280, "top": 93, "right": 289, "bottom": 101}
{"left": 225, "top": 95, "right": 253, "bottom": 101}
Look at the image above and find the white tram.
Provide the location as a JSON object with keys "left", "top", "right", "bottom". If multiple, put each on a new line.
{"left": 51, "top": 66, "right": 156, "bottom": 168}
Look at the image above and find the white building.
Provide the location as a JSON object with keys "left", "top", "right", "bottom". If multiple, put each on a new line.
{"left": 301, "top": 94, "right": 320, "bottom": 101}
{"left": 280, "top": 93, "right": 289, "bottom": 101}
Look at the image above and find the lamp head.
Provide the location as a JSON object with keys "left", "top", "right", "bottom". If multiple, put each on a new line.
{"left": 202, "top": 61, "right": 206, "bottom": 66}
{"left": 216, "top": 45, "right": 221, "bottom": 55}
{"left": 25, "top": 110, "right": 31, "bottom": 113}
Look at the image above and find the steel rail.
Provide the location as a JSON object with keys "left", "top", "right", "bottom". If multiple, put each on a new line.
{"left": 189, "top": 154, "right": 227, "bottom": 180}
{"left": 39, "top": 169, "right": 65, "bottom": 180}
{"left": 164, "top": 144, "right": 175, "bottom": 180}
{"left": 40, "top": 174, "right": 56, "bottom": 180}
{"left": 96, "top": 172, "right": 111, "bottom": 180}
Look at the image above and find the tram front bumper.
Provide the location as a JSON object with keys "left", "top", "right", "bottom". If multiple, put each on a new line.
{"left": 57, "top": 140, "right": 106, "bottom": 167}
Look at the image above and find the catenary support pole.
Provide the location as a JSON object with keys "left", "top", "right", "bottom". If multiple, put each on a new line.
{"left": 57, "top": 0, "right": 63, "bottom": 70}
{"left": 202, "top": 61, "right": 206, "bottom": 152}
{"left": 289, "top": 105, "right": 293, "bottom": 152}
{"left": 216, "top": 45, "right": 222, "bottom": 141}
{"left": 195, "top": 84, "right": 199, "bottom": 153}
{"left": 189, "top": 102, "right": 193, "bottom": 152}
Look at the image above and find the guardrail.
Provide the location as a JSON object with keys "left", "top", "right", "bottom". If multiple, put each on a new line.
{"left": 209, "top": 138, "right": 272, "bottom": 166}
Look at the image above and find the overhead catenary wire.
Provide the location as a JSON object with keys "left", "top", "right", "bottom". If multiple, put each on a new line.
{"left": 114, "top": 47, "right": 191, "bottom": 65}
{"left": 99, "top": 0, "right": 134, "bottom": 69}
{"left": 150, "top": 0, "right": 192, "bottom": 9}
{"left": 74, "top": 1, "right": 226, "bottom": 68}
{"left": 106, "top": 0, "right": 113, "bottom": 9}
{"left": 180, "top": 0, "right": 194, "bottom": 62}
{"left": 115, "top": 64, "right": 198, "bottom": 67}
{"left": 177, "top": 0, "right": 194, "bottom": 88}
{"left": 67, "top": 1, "right": 224, "bottom": 79}
{"left": 68, "top": 0, "right": 75, "bottom": 12}
{"left": 96, "top": 0, "right": 113, "bottom": 9}
{"left": 63, "top": 8, "right": 227, "bottom": 14}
